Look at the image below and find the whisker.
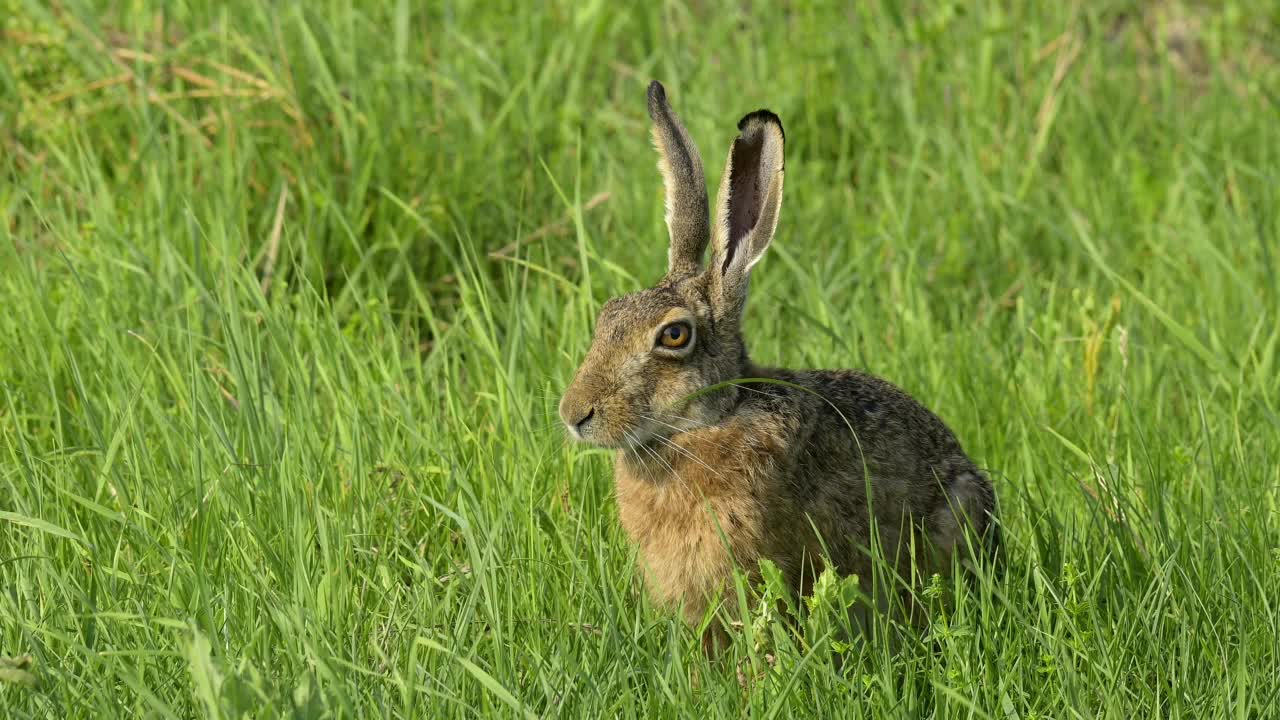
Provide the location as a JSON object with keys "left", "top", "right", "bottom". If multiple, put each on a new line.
{"left": 627, "top": 430, "right": 675, "bottom": 477}
{"left": 627, "top": 429, "right": 688, "bottom": 491}
{"left": 537, "top": 421, "right": 571, "bottom": 437}
{"left": 651, "top": 433, "right": 724, "bottom": 480}
{"left": 650, "top": 410, "right": 718, "bottom": 432}
{"left": 640, "top": 412, "right": 737, "bottom": 456}
{"left": 639, "top": 415, "right": 688, "bottom": 437}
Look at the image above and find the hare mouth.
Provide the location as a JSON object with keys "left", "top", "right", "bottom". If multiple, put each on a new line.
{"left": 577, "top": 414, "right": 687, "bottom": 451}
{"left": 567, "top": 422, "right": 659, "bottom": 451}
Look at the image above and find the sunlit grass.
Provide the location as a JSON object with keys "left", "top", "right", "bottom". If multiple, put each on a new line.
{"left": 2, "top": 1, "right": 1278, "bottom": 717}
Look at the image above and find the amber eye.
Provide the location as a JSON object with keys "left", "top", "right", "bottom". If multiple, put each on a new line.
{"left": 658, "top": 322, "right": 692, "bottom": 349}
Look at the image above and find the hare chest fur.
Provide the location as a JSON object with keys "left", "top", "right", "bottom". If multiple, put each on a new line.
{"left": 558, "top": 81, "right": 997, "bottom": 640}
{"left": 613, "top": 415, "right": 783, "bottom": 623}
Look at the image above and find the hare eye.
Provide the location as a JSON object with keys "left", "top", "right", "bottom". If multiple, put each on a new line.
{"left": 658, "top": 322, "right": 692, "bottom": 349}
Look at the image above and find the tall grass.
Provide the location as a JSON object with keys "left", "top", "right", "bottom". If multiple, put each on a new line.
{"left": 2, "top": 1, "right": 1278, "bottom": 717}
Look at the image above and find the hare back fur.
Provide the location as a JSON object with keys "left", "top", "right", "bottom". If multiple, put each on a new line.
{"left": 614, "top": 365, "right": 995, "bottom": 622}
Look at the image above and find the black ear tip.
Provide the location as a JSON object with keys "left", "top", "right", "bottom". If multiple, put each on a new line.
{"left": 647, "top": 81, "right": 667, "bottom": 108}
{"left": 737, "top": 109, "right": 785, "bottom": 141}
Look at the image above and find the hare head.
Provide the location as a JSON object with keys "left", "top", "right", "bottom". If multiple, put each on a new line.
{"left": 559, "top": 82, "right": 785, "bottom": 448}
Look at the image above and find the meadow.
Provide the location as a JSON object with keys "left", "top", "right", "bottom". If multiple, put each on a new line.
{"left": 2, "top": 1, "right": 1279, "bottom": 717}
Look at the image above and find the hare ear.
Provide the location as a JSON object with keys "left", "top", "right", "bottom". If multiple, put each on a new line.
{"left": 648, "top": 81, "right": 710, "bottom": 279}
{"left": 710, "top": 109, "right": 785, "bottom": 312}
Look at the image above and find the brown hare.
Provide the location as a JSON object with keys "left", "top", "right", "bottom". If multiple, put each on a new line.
{"left": 559, "top": 81, "right": 998, "bottom": 650}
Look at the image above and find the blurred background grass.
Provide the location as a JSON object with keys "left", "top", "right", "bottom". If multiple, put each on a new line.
{"left": 2, "top": 1, "right": 1279, "bottom": 717}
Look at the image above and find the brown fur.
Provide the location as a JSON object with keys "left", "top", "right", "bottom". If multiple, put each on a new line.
{"left": 559, "top": 82, "right": 998, "bottom": 648}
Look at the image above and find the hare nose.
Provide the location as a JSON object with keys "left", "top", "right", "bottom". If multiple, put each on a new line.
{"left": 574, "top": 407, "right": 596, "bottom": 432}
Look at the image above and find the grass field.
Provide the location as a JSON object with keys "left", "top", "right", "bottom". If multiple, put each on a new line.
{"left": 3, "top": 1, "right": 1280, "bottom": 717}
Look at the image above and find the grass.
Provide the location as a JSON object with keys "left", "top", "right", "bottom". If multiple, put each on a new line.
{"left": 2, "top": 0, "right": 1279, "bottom": 717}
